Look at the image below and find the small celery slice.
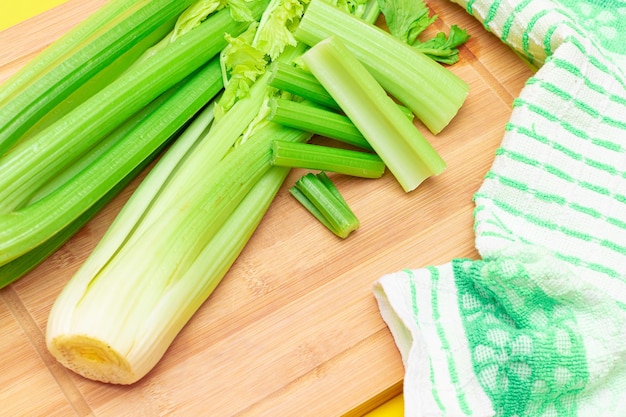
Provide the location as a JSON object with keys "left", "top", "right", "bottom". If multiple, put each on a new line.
{"left": 0, "top": 57, "right": 224, "bottom": 268}
{"left": 300, "top": 36, "right": 445, "bottom": 192}
{"left": 290, "top": 171, "right": 359, "bottom": 238}
{"left": 270, "top": 140, "right": 384, "bottom": 178}
{"left": 295, "top": 0, "right": 468, "bottom": 134}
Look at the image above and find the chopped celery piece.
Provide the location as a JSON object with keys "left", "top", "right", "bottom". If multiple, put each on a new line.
{"left": 0, "top": 57, "right": 224, "bottom": 267}
{"left": 295, "top": 0, "right": 468, "bottom": 134}
{"left": 290, "top": 171, "right": 359, "bottom": 238}
{"left": 301, "top": 36, "right": 445, "bottom": 192}
{"left": 270, "top": 140, "right": 384, "bottom": 178}
{"left": 268, "top": 98, "right": 372, "bottom": 150}
{"left": 0, "top": 0, "right": 198, "bottom": 155}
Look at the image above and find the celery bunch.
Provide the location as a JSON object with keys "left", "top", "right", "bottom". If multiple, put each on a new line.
{"left": 0, "top": 0, "right": 471, "bottom": 384}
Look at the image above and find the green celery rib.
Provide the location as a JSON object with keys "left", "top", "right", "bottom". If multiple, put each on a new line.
{"left": 291, "top": 172, "right": 359, "bottom": 238}
{"left": 0, "top": 0, "right": 141, "bottom": 106}
{"left": 301, "top": 36, "right": 445, "bottom": 192}
{"left": 0, "top": 57, "right": 224, "bottom": 267}
{"left": 24, "top": 87, "right": 177, "bottom": 206}
{"left": 295, "top": 0, "right": 468, "bottom": 134}
{"left": 270, "top": 140, "right": 385, "bottom": 178}
{"left": 268, "top": 98, "right": 372, "bottom": 150}
{"left": 0, "top": 0, "right": 197, "bottom": 155}
{"left": 0, "top": 2, "right": 268, "bottom": 213}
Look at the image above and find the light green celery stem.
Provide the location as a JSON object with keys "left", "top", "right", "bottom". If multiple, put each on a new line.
{"left": 69, "top": 71, "right": 273, "bottom": 286}
{"left": 0, "top": 143, "right": 155, "bottom": 289}
{"left": 127, "top": 42, "right": 310, "bottom": 233}
{"left": 21, "top": 18, "right": 177, "bottom": 143}
{"left": 291, "top": 172, "right": 359, "bottom": 238}
{"left": 268, "top": 62, "right": 415, "bottom": 121}
{"left": 0, "top": 2, "right": 268, "bottom": 212}
{"left": 0, "top": 0, "right": 198, "bottom": 155}
{"left": 269, "top": 97, "right": 372, "bottom": 150}
{"left": 51, "top": 103, "right": 217, "bottom": 298}
{"left": 50, "top": 123, "right": 312, "bottom": 366}
{"left": 0, "top": 58, "right": 224, "bottom": 267}
{"left": 122, "top": 72, "right": 273, "bottom": 236}
{"left": 295, "top": 0, "right": 468, "bottom": 134}
{"left": 0, "top": 0, "right": 140, "bottom": 106}
{"left": 47, "top": 165, "right": 292, "bottom": 384}
{"left": 270, "top": 140, "right": 384, "bottom": 178}
{"left": 301, "top": 36, "right": 445, "bottom": 192}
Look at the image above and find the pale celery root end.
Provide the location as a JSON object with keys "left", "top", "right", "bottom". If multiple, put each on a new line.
{"left": 48, "top": 335, "right": 137, "bottom": 385}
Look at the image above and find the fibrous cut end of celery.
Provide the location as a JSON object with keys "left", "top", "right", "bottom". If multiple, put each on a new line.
{"left": 48, "top": 334, "right": 137, "bottom": 385}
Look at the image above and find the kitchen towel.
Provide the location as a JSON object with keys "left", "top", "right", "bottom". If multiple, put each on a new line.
{"left": 373, "top": 0, "right": 626, "bottom": 416}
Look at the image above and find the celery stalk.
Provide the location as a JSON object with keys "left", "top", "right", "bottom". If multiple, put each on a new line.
{"left": 0, "top": 3, "right": 266, "bottom": 213}
{"left": 0, "top": 57, "right": 224, "bottom": 268}
{"left": 301, "top": 36, "right": 445, "bottom": 192}
{"left": 0, "top": 0, "right": 140, "bottom": 106}
{"left": 270, "top": 140, "right": 384, "bottom": 178}
{"left": 46, "top": 120, "right": 311, "bottom": 384}
{"left": 295, "top": 0, "right": 468, "bottom": 134}
{"left": 0, "top": 0, "right": 198, "bottom": 155}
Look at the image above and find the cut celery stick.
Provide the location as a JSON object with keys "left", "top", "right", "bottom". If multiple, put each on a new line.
{"left": 301, "top": 36, "right": 445, "bottom": 192}
{"left": 290, "top": 171, "right": 359, "bottom": 238}
{"left": 295, "top": 0, "right": 468, "bottom": 134}
{"left": 268, "top": 98, "right": 372, "bottom": 150}
{"left": 270, "top": 140, "right": 384, "bottom": 178}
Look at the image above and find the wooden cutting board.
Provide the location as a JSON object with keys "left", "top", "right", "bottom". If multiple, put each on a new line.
{"left": 0, "top": 1, "right": 533, "bottom": 415}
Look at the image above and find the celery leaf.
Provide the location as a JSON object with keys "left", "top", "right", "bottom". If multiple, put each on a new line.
{"left": 376, "top": 0, "right": 435, "bottom": 44}
{"left": 413, "top": 25, "right": 470, "bottom": 64}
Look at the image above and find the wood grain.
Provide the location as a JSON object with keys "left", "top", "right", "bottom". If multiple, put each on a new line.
{"left": 0, "top": 1, "right": 533, "bottom": 415}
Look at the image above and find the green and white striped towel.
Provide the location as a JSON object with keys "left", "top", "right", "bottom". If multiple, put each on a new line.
{"left": 373, "top": 0, "right": 626, "bottom": 416}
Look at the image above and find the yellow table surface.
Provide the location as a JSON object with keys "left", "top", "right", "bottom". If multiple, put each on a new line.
{"left": 0, "top": 1, "right": 404, "bottom": 415}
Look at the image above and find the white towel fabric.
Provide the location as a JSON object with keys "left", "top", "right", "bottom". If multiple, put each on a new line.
{"left": 373, "top": 0, "right": 626, "bottom": 415}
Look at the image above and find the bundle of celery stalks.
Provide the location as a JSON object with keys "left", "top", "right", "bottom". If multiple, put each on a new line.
{"left": 0, "top": 0, "right": 469, "bottom": 384}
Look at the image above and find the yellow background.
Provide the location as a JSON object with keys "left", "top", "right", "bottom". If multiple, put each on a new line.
{"left": 0, "top": 0, "right": 70, "bottom": 30}
{"left": 0, "top": 1, "right": 402, "bottom": 415}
